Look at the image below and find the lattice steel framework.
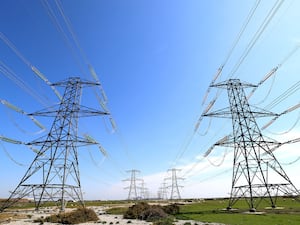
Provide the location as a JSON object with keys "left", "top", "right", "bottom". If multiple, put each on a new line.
{"left": 0, "top": 77, "right": 108, "bottom": 212}
{"left": 123, "top": 169, "right": 142, "bottom": 200}
{"left": 166, "top": 168, "right": 183, "bottom": 200}
{"left": 158, "top": 182, "right": 168, "bottom": 200}
{"left": 204, "top": 79, "right": 299, "bottom": 211}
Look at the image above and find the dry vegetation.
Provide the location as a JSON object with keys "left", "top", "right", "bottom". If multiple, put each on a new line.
{"left": 123, "top": 202, "right": 180, "bottom": 224}
{"left": 0, "top": 212, "right": 28, "bottom": 223}
{"left": 34, "top": 207, "right": 99, "bottom": 224}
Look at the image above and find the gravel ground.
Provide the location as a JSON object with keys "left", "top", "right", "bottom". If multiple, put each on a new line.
{"left": 0, "top": 206, "right": 225, "bottom": 225}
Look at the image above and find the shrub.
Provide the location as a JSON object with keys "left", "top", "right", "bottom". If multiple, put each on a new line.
{"left": 183, "top": 222, "right": 192, "bottom": 225}
{"left": 152, "top": 218, "right": 175, "bottom": 225}
{"left": 123, "top": 202, "right": 150, "bottom": 219}
{"left": 123, "top": 202, "right": 174, "bottom": 222}
{"left": 43, "top": 207, "right": 98, "bottom": 224}
{"left": 141, "top": 205, "right": 168, "bottom": 221}
{"left": 162, "top": 204, "right": 180, "bottom": 215}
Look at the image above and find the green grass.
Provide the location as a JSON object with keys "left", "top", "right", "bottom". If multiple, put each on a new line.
{"left": 2, "top": 198, "right": 300, "bottom": 225}
{"left": 177, "top": 212, "right": 300, "bottom": 225}
{"left": 176, "top": 197, "right": 300, "bottom": 225}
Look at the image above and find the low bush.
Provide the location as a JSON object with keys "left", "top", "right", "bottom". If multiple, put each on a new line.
{"left": 123, "top": 202, "right": 150, "bottom": 219}
{"left": 38, "top": 207, "right": 98, "bottom": 224}
{"left": 123, "top": 202, "right": 177, "bottom": 222}
{"left": 183, "top": 222, "right": 192, "bottom": 225}
{"left": 140, "top": 205, "right": 168, "bottom": 221}
{"left": 162, "top": 204, "right": 180, "bottom": 215}
{"left": 152, "top": 218, "right": 175, "bottom": 225}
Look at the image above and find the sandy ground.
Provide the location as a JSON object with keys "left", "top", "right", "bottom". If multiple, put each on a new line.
{"left": 0, "top": 206, "right": 225, "bottom": 225}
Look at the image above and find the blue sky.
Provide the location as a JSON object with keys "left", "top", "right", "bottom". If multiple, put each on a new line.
{"left": 1, "top": 0, "right": 300, "bottom": 200}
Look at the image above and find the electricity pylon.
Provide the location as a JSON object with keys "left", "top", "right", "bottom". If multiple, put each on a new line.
{"left": 123, "top": 169, "right": 142, "bottom": 200}
{"left": 158, "top": 181, "right": 168, "bottom": 200}
{"left": 204, "top": 79, "right": 300, "bottom": 211}
{"left": 140, "top": 180, "right": 149, "bottom": 200}
{"left": 165, "top": 168, "right": 184, "bottom": 200}
{"left": 0, "top": 77, "right": 108, "bottom": 212}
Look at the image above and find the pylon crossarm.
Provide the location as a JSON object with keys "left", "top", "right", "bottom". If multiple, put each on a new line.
{"left": 262, "top": 137, "right": 300, "bottom": 154}
{"left": 28, "top": 105, "right": 108, "bottom": 117}
{"left": 203, "top": 107, "right": 232, "bottom": 118}
{"left": 78, "top": 105, "right": 109, "bottom": 117}
{"left": 283, "top": 137, "right": 300, "bottom": 145}
{"left": 248, "top": 105, "right": 279, "bottom": 117}
{"left": 51, "top": 77, "right": 101, "bottom": 87}
{"left": 210, "top": 79, "right": 257, "bottom": 89}
{"left": 26, "top": 136, "right": 101, "bottom": 147}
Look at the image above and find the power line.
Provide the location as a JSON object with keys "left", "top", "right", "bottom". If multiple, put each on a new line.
{"left": 0, "top": 142, "right": 27, "bottom": 167}
{"left": 202, "top": 0, "right": 262, "bottom": 107}
{"left": 0, "top": 98, "right": 45, "bottom": 132}
{"left": 0, "top": 32, "right": 62, "bottom": 101}
{"left": 41, "top": 0, "right": 135, "bottom": 171}
{"left": 170, "top": 1, "right": 263, "bottom": 170}
{"left": 229, "top": 0, "right": 285, "bottom": 77}
{"left": 0, "top": 61, "right": 49, "bottom": 107}
{"left": 265, "top": 81, "right": 300, "bottom": 110}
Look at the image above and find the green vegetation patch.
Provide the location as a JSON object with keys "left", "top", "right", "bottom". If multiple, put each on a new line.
{"left": 176, "top": 198, "right": 300, "bottom": 225}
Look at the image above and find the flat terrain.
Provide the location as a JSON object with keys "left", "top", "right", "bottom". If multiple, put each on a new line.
{"left": 0, "top": 206, "right": 224, "bottom": 225}
{"left": 176, "top": 197, "right": 300, "bottom": 225}
{"left": 1, "top": 197, "right": 300, "bottom": 225}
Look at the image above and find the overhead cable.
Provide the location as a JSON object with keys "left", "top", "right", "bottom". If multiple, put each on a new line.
{"left": 0, "top": 32, "right": 62, "bottom": 100}
{"left": 229, "top": 0, "right": 285, "bottom": 76}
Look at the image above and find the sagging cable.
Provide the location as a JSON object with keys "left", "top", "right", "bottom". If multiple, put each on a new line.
{"left": 247, "top": 66, "right": 278, "bottom": 100}
{"left": 262, "top": 102, "right": 300, "bottom": 130}
{"left": 84, "top": 134, "right": 107, "bottom": 157}
{"left": 1, "top": 99, "right": 46, "bottom": 132}
{"left": 0, "top": 142, "right": 27, "bottom": 167}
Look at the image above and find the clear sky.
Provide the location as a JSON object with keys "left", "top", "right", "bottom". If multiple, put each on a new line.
{"left": 1, "top": 0, "right": 300, "bottom": 200}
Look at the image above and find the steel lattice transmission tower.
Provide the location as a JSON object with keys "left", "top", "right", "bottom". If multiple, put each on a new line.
{"left": 165, "top": 168, "right": 184, "bottom": 200}
{"left": 204, "top": 79, "right": 300, "bottom": 211}
{"left": 123, "top": 169, "right": 142, "bottom": 200}
{"left": 0, "top": 77, "right": 109, "bottom": 212}
{"left": 158, "top": 181, "right": 168, "bottom": 200}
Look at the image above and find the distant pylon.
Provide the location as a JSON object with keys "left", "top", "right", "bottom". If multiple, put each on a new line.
{"left": 158, "top": 181, "right": 168, "bottom": 200}
{"left": 204, "top": 79, "right": 300, "bottom": 211}
{"left": 123, "top": 169, "right": 142, "bottom": 200}
{"left": 0, "top": 77, "right": 109, "bottom": 212}
{"left": 140, "top": 180, "right": 149, "bottom": 200}
{"left": 165, "top": 168, "right": 184, "bottom": 200}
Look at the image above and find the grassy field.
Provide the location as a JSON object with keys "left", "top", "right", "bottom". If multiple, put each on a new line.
{"left": 1, "top": 198, "right": 300, "bottom": 225}
{"left": 105, "top": 198, "right": 300, "bottom": 225}
{"left": 176, "top": 197, "right": 300, "bottom": 225}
